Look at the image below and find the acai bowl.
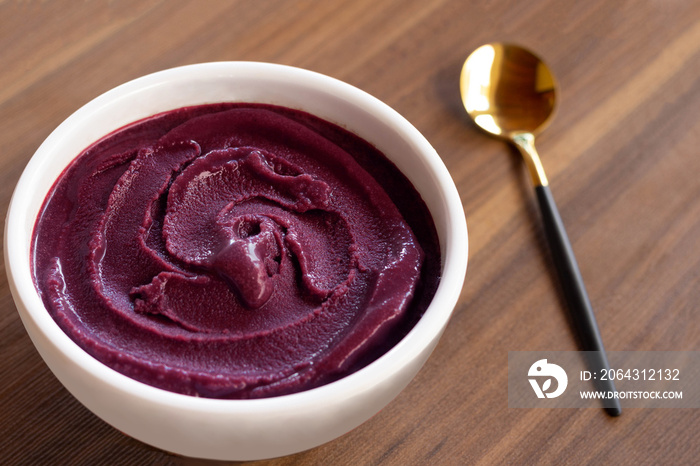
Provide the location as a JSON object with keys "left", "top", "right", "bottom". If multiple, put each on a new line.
{"left": 4, "top": 62, "right": 468, "bottom": 460}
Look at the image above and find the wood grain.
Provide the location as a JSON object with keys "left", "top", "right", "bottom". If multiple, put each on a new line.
{"left": 2, "top": 1, "right": 700, "bottom": 464}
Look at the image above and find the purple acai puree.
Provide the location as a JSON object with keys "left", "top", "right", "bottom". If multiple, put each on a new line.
{"left": 32, "top": 104, "right": 440, "bottom": 398}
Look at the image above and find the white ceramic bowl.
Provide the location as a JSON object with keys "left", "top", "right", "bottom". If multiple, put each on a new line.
{"left": 4, "top": 62, "right": 468, "bottom": 461}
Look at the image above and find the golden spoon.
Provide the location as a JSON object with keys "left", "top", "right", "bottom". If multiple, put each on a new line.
{"left": 460, "top": 43, "right": 621, "bottom": 416}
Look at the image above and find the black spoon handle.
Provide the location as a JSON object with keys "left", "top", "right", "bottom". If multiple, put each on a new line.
{"left": 535, "top": 184, "right": 622, "bottom": 416}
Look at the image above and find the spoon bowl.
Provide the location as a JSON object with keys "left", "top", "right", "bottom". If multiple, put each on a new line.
{"left": 460, "top": 43, "right": 556, "bottom": 186}
{"left": 460, "top": 43, "right": 621, "bottom": 416}
{"left": 460, "top": 43, "right": 557, "bottom": 139}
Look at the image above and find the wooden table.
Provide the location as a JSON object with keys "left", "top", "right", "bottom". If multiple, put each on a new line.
{"left": 2, "top": 1, "right": 699, "bottom": 464}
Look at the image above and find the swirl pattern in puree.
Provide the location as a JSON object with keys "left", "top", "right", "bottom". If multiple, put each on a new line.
{"left": 32, "top": 104, "right": 440, "bottom": 398}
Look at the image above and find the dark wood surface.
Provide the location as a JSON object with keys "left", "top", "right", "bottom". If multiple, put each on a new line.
{"left": 2, "top": 1, "right": 700, "bottom": 464}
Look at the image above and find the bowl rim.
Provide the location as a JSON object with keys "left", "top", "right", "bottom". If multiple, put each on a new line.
{"left": 4, "top": 61, "right": 468, "bottom": 414}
